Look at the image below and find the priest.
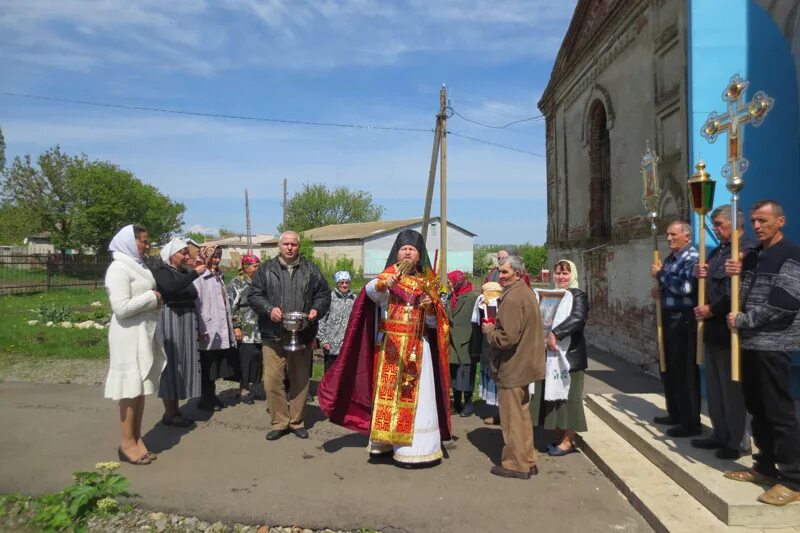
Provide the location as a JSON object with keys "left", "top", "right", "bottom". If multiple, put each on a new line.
{"left": 318, "top": 229, "right": 451, "bottom": 467}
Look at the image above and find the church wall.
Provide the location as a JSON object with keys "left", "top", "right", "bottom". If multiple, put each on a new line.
{"left": 542, "top": 0, "right": 688, "bottom": 367}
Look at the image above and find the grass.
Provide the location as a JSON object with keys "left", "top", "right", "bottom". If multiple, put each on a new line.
{"left": 0, "top": 289, "right": 110, "bottom": 360}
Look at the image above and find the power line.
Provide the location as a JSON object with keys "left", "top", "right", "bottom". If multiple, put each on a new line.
{"left": 0, "top": 91, "right": 433, "bottom": 133}
{"left": 446, "top": 131, "right": 545, "bottom": 158}
{"left": 452, "top": 108, "right": 544, "bottom": 129}
{"left": 0, "top": 90, "right": 544, "bottom": 157}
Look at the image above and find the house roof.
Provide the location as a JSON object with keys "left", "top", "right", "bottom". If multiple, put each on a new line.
{"left": 298, "top": 217, "right": 476, "bottom": 243}
{"left": 201, "top": 234, "right": 275, "bottom": 247}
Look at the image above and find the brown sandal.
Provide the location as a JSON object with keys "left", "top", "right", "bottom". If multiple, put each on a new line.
{"left": 117, "top": 447, "right": 152, "bottom": 465}
{"left": 758, "top": 484, "right": 800, "bottom": 506}
{"left": 723, "top": 469, "right": 774, "bottom": 484}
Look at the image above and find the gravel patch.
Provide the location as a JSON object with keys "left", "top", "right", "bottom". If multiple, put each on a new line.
{"left": 0, "top": 356, "right": 108, "bottom": 385}
{"left": 0, "top": 505, "right": 379, "bottom": 533}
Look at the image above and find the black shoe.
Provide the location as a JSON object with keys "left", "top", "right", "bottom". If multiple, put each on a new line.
{"left": 666, "top": 426, "right": 702, "bottom": 438}
{"left": 265, "top": 429, "right": 289, "bottom": 441}
{"left": 239, "top": 392, "right": 255, "bottom": 405}
{"left": 715, "top": 447, "right": 744, "bottom": 460}
{"left": 490, "top": 465, "right": 530, "bottom": 479}
{"left": 530, "top": 465, "right": 539, "bottom": 475}
{"left": 460, "top": 402, "right": 474, "bottom": 417}
{"left": 653, "top": 415, "right": 679, "bottom": 425}
{"left": 690, "top": 438, "right": 724, "bottom": 450}
{"left": 197, "top": 399, "right": 222, "bottom": 412}
{"left": 291, "top": 428, "right": 309, "bottom": 439}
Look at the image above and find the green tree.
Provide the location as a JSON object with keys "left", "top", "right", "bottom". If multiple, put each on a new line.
{"left": 184, "top": 231, "right": 215, "bottom": 244}
{"left": 218, "top": 227, "right": 239, "bottom": 238}
{"left": 518, "top": 244, "right": 548, "bottom": 277}
{"left": 280, "top": 183, "right": 384, "bottom": 233}
{"left": 298, "top": 232, "right": 318, "bottom": 265}
{"left": 1, "top": 146, "right": 84, "bottom": 250}
{"left": 0, "top": 145, "right": 184, "bottom": 251}
{"left": 0, "top": 203, "right": 42, "bottom": 245}
{"left": 69, "top": 160, "right": 185, "bottom": 250}
{"left": 0, "top": 126, "right": 6, "bottom": 172}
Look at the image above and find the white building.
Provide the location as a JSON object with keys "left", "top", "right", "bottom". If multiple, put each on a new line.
{"left": 261, "top": 218, "right": 476, "bottom": 277}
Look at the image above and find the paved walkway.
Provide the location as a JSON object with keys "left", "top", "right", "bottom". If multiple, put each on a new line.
{"left": 0, "top": 351, "right": 658, "bottom": 532}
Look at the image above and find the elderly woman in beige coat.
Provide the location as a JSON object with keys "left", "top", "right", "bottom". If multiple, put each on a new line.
{"left": 104, "top": 224, "right": 166, "bottom": 465}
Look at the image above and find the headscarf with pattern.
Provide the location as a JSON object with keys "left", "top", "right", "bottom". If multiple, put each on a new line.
{"left": 197, "top": 244, "right": 221, "bottom": 271}
{"left": 447, "top": 270, "right": 474, "bottom": 310}
{"left": 240, "top": 252, "right": 260, "bottom": 267}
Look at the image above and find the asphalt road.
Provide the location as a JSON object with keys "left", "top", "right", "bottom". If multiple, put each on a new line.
{"left": 0, "top": 351, "right": 658, "bottom": 532}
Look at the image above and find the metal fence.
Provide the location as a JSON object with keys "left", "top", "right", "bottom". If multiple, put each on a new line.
{"left": 0, "top": 253, "right": 114, "bottom": 295}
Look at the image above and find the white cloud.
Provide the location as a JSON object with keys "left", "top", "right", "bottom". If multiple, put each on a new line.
{"left": 185, "top": 224, "right": 219, "bottom": 235}
{"left": 0, "top": 0, "right": 577, "bottom": 74}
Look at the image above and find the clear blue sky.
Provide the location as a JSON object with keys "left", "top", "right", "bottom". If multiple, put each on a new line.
{"left": 0, "top": 0, "right": 577, "bottom": 244}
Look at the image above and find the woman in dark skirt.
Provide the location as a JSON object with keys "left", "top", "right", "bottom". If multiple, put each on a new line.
{"left": 154, "top": 238, "right": 206, "bottom": 427}
{"left": 227, "top": 253, "right": 263, "bottom": 405}
{"left": 193, "top": 244, "right": 238, "bottom": 411}
{"left": 530, "top": 259, "right": 588, "bottom": 456}
{"left": 446, "top": 270, "right": 480, "bottom": 416}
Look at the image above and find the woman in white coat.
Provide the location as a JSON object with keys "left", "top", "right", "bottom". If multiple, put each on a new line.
{"left": 104, "top": 224, "right": 166, "bottom": 465}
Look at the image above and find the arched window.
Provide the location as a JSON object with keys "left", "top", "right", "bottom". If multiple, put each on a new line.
{"left": 589, "top": 101, "right": 611, "bottom": 239}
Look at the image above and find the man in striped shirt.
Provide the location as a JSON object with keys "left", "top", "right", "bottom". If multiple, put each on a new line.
{"left": 651, "top": 220, "right": 701, "bottom": 437}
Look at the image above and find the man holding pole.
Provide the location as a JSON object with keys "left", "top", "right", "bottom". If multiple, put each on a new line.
{"left": 651, "top": 221, "right": 701, "bottom": 437}
{"left": 724, "top": 200, "right": 800, "bottom": 506}
{"left": 691, "top": 205, "right": 753, "bottom": 459}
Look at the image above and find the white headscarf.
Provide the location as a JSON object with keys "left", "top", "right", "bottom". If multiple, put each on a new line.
{"left": 160, "top": 237, "right": 188, "bottom": 264}
{"left": 334, "top": 271, "right": 351, "bottom": 283}
{"left": 108, "top": 224, "right": 143, "bottom": 264}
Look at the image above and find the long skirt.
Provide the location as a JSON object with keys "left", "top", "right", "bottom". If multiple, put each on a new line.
{"left": 529, "top": 370, "right": 587, "bottom": 432}
{"left": 158, "top": 306, "right": 202, "bottom": 400}
{"left": 450, "top": 363, "right": 475, "bottom": 393}
{"left": 369, "top": 337, "right": 443, "bottom": 465}
{"left": 238, "top": 342, "right": 263, "bottom": 387}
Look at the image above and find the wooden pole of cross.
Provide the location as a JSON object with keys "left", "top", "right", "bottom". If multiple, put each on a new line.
{"left": 701, "top": 74, "right": 774, "bottom": 381}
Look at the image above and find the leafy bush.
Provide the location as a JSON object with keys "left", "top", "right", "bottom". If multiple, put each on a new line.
{"left": 71, "top": 308, "right": 110, "bottom": 324}
{"left": 333, "top": 256, "right": 354, "bottom": 274}
{"left": 1, "top": 462, "right": 134, "bottom": 532}
{"left": 32, "top": 304, "right": 72, "bottom": 323}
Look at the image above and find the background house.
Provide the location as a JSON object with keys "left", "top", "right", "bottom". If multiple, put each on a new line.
{"left": 201, "top": 234, "right": 275, "bottom": 268}
{"left": 261, "top": 217, "right": 476, "bottom": 276}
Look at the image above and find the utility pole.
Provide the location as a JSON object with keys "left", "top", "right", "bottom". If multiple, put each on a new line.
{"left": 282, "top": 178, "right": 288, "bottom": 230}
{"left": 421, "top": 84, "right": 449, "bottom": 283}
{"left": 439, "top": 84, "right": 448, "bottom": 283}
{"left": 245, "top": 188, "right": 253, "bottom": 254}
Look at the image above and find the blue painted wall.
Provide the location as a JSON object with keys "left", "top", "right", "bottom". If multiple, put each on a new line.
{"left": 688, "top": 0, "right": 800, "bottom": 396}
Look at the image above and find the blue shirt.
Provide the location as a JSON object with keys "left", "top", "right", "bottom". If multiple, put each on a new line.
{"left": 658, "top": 244, "right": 698, "bottom": 310}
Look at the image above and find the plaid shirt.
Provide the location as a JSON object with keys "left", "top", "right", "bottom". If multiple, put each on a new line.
{"left": 658, "top": 244, "right": 698, "bottom": 310}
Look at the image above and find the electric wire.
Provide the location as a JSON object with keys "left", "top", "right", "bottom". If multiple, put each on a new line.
{"left": 0, "top": 91, "right": 434, "bottom": 133}
{"left": 452, "top": 109, "right": 544, "bottom": 129}
{"left": 0, "top": 91, "right": 542, "bottom": 157}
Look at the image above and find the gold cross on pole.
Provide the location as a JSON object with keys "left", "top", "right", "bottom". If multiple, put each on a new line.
{"left": 701, "top": 74, "right": 773, "bottom": 191}
{"left": 641, "top": 141, "right": 665, "bottom": 373}
{"left": 701, "top": 73, "right": 774, "bottom": 381}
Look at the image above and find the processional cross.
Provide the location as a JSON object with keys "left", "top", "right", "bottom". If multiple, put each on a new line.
{"left": 641, "top": 141, "right": 665, "bottom": 372}
{"left": 701, "top": 74, "right": 774, "bottom": 381}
